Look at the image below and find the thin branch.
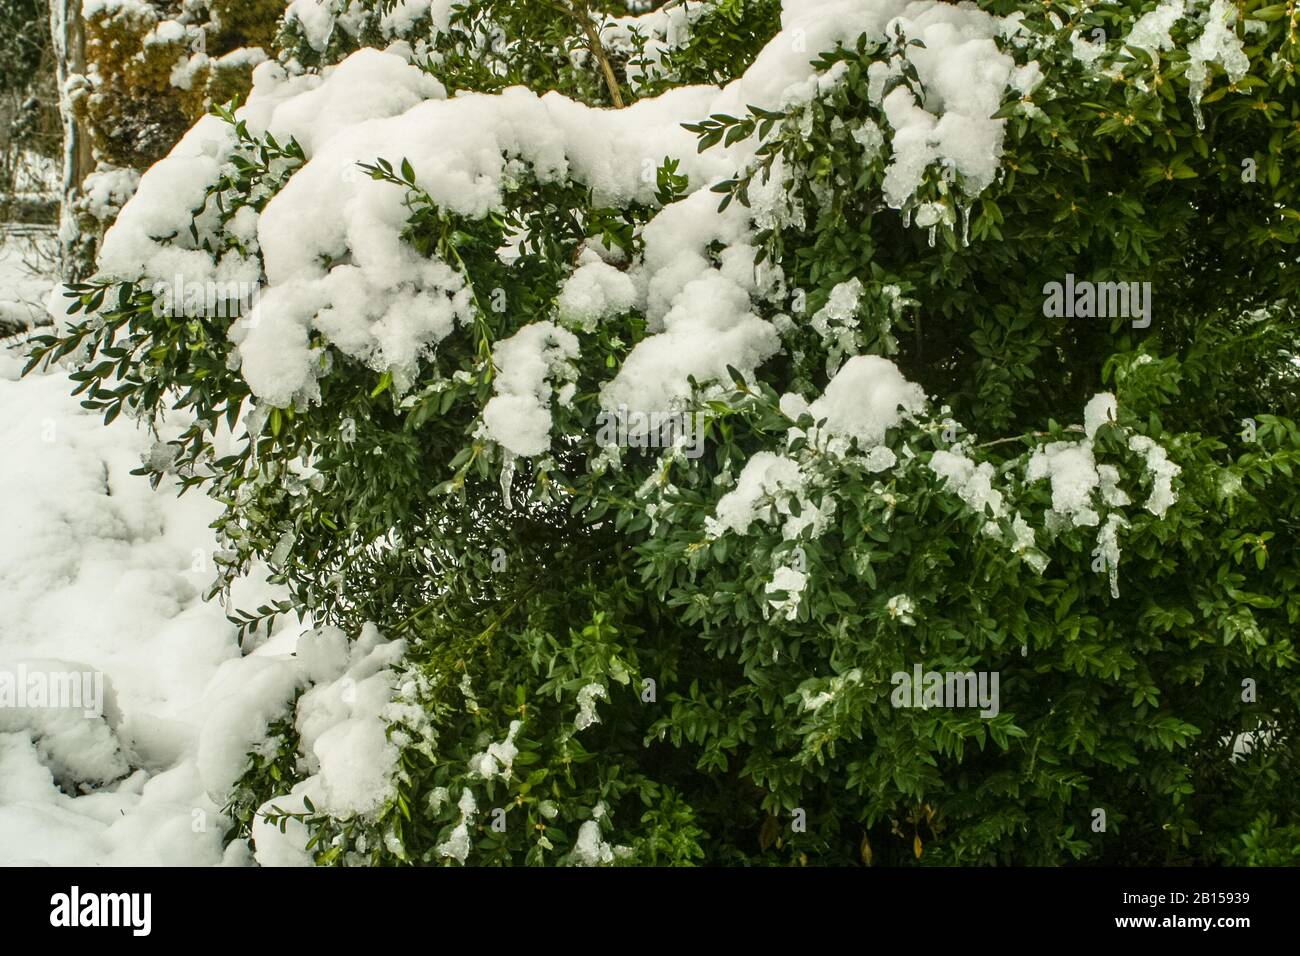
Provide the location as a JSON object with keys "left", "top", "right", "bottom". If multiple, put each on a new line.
{"left": 974, "top": 425, "right": 1084, "bottom": 450}
{"left": 581, "top": 14, "right": 626, "bottom": 108}
{"left": 550, "top": 0, "right": 625, "bottom": 108}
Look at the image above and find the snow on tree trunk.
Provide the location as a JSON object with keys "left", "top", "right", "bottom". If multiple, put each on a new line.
{"left": 47, "top": 0, "right": 93, "bottom": 283}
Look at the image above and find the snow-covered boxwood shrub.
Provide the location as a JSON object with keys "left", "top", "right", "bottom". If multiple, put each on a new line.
{"left": 49, "top": 0, "right": 285, "bottom": 280}
{"left": 80, "top": 0, "right": 284, "bottom": 169}
{"left": 26, "top": 0, "right": 1300, "bottom": 865}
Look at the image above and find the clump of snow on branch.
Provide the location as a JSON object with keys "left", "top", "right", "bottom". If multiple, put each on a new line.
{"left": 574, "top": 683, "right": 608, "bottom": 732}
{"left": 468, "top": 720, "right": 522, "bottom": 779}
{"left": 482, "top": 322, "right": 580, "bottom": 458}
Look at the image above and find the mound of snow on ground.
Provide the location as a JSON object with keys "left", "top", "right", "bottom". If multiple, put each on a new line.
{"left": 0, "top": 344, "right": 402, "bottom": 865}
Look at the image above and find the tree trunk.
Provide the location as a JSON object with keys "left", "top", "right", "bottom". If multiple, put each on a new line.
{"left": 48, "top": 0, "right": 93, "bottom": 284}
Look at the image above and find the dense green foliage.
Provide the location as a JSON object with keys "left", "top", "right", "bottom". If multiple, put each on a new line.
{"left": 26, "top": 0, "right": 1300, "bottom": 865}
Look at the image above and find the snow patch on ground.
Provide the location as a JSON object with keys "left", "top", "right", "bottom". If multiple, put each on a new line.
{"left": 0, "top": 229, "right": 57, "bottom": 335}
{"left": 0, "top": 345, "right": 403, "bottom": 865}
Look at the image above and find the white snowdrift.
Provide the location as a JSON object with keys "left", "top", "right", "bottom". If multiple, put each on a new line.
{"left": 0, "top": 348, "right": 405, "bottom": 865}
